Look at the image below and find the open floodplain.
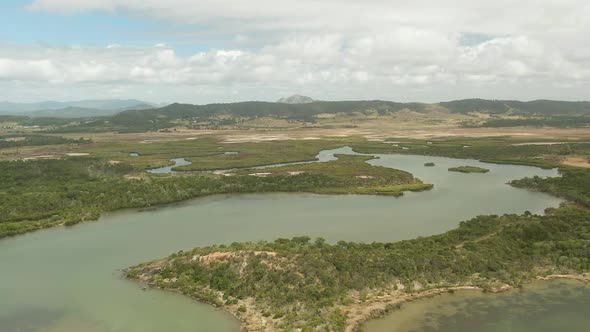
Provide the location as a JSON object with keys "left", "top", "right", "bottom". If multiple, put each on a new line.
{"left": 0, "top": 147, "right": 570, "bottom": 332}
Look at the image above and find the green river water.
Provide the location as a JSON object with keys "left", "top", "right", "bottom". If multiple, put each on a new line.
{"left": 0, "top": 148, "right": 579, "bottom": 332}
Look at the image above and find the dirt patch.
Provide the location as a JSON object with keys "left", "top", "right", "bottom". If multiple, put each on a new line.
{"left": 561, "top": 156, "right": 590, "bottom": 168}
{"left": 192, "top": 251, "right": 277, "bottom": 264}
{"left": 22, "top": 155, "right": 57, "bottom": 160}
{"left": 512, "top": 142, "right": 569, "bottom": 146}
{"left": 249, "top": 172, "right": 272, "bottom": 177}
{"left": 216, "top": 127, "right": 590, "bottom": 143}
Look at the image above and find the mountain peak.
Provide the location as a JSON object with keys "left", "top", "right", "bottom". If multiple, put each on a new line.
{"left": 277, "top": 95, "right": 314, "bottom": 104}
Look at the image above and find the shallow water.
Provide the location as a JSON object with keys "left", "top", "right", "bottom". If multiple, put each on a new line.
{"left": 147, "top": 157, "right": 192, "bottom": 173}
{"left": 0, "top": 148, "right": 567, "bottom": 332}
{"left": 363, "top": 280, "right": 590, "bottom": 332}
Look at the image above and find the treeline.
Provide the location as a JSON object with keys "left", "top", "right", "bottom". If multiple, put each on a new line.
{"left": 440, "top": 99, "right": 590, "bottom": 115}
{"left": 479, "top": 116, "right": 590, "bottom": 128}
{"left": 0, "top": 134, "right": 90, "bottom": 149}
{"left": 0, "top": 115, "right": 29, "bottom": 123}
{"left": 0, "top": 115, "right": 85, "bottom": 127}
{"left": 128, "top": 207, "right": 590, "bottom": 331}
{"left": 0, "top": 155, "right": 427, "bottom": 238}
{"left": 511, "top": 167, "right": 590, "bottom": 207}
{"left": 353, "top": 139, "right": 590, "bottom": 169}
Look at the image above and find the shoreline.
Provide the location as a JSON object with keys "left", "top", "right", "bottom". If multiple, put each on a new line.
{"left": 349, "top": 273, "right": 590, "bottom": 332}
{"left": 0, "top": 149, "right": 433, "bottom": 240}
{"left": 128, "top": 273, "right": 590, "bottom": 332}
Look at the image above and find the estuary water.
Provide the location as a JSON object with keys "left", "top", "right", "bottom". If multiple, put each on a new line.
{"left": 0, "top": 147, "right": 569, "bottom": 332}
{"left": 147, "top": 157, "right": 192, "bottom": 174}
{"left": 364, "top": 280, "right": 590, "bottom": 332}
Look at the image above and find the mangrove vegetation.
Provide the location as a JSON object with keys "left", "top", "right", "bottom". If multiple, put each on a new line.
{"left": 448, "top": 166, "right": 490, "bottom": 173}
{"left": 0, "top": 151, "right": 429, "bottom": 238}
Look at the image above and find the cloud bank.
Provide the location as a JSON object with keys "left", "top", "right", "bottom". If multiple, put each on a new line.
{"left": 2, "top": 0, "right": 589, "bottom": 102}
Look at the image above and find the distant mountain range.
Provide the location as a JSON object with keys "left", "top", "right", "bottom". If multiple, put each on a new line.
{"left": 438, "top": 99, "right": 590, "bottom": 115}
{"left": 86, "top": 98, "right": 589, "bottom": 132}
{"left": 3, "top": 97, "right": 590, "bottom": 133}
{"left": 0, "top": 99, "right": 157, "bottom": 118}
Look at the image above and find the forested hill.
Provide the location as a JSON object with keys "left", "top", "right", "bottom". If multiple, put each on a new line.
{"left": 105, "top": 99, "right": 589, "bottom": 131}
{"left": 114, "top": 99, "right": 590, "bottom": 124}
{"left": 440, "top": 99, "right": 590, "bottom": 115}
{"left": 10, "top": 98, "right": 589, "bottom": 133}
{"left": 96, "top": 100, "right": 425, "bottom": 132}
{"left": 113, "top": 100, "right": 425, "bottom": 121}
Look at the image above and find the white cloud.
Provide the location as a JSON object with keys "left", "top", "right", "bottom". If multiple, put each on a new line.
{"left": 5, "top": 0, "right": 590, "bottom": 102}
{"left": 0, "top": 59, "right": 58, "bottom": 81}
{"left": 27, "top": 1, "right": 590, "bottom": 38}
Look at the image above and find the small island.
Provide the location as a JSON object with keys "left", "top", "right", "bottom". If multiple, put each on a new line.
{"left": 448, "top": 166, "right": 490, "bottom": 173}
{"left": 424, "top": 162, "right": 435, "bottom": 167}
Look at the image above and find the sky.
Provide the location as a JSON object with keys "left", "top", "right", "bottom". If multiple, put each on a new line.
{"left": 0, "top": 0, "right": 589, "bottom": 104}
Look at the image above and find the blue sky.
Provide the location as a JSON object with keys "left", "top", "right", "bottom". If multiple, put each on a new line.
{"left": 1, "top": 0, "right": 589, "bottom": 103}
{"left": 0, "top": 0, "right": 216, "bottom": 55}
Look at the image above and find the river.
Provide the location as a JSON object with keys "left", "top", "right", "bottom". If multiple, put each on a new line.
{"left": 0, "top": 148, "right": 568, "bottom": 331}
